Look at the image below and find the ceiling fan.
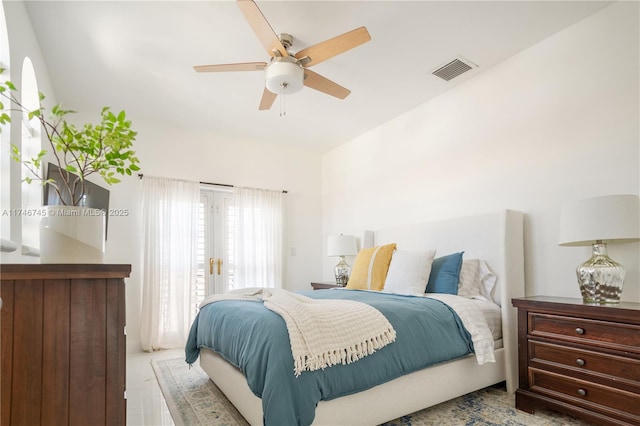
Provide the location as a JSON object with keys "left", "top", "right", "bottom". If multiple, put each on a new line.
{"left": 194, "top": 0, "right": 371, "bottom": 110}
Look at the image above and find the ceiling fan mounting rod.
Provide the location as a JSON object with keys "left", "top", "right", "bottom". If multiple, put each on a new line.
{"left": 278, "top": 33, "right": 293, "bottom": 50}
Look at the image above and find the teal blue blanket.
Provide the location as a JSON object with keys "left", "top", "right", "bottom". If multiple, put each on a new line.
{"left": 185, "top": 290, "right": 473, "bottom": 426}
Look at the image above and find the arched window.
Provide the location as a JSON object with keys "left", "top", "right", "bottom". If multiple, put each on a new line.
{"left": 0, "top": 2, "right": 11, "bottom": 248}
{"left": 20, "top": 57, "right": 42, "bottom": 254}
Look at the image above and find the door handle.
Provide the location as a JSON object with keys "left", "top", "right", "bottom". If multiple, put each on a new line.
{"left": 209, "top": 258, "right": 223, "bottom": 275}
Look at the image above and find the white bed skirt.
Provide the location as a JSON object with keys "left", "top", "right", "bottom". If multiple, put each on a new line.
{"left": 200, "top": 346, "right": 507, "bottom": 426}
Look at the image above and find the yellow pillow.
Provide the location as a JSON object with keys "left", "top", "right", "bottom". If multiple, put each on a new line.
{"left": 346, "top": 243, "right": 397, "bottom": 291}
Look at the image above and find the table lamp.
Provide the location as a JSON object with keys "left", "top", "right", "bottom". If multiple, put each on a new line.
{"left": 559, "top": 194, "right": 640, "bottom": 304}
{"left": 327, "top": 234, "right": 357, "bottom": 286}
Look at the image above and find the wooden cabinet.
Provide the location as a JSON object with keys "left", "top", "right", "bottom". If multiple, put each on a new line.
{"left": 310, "top": 282, "right": 343, "bottom": 290}
{"left": 512, "top": 296, "right": 640, "bottom": 426}
{"left": 1, "top": 264, "right": 130, "bottom": 426}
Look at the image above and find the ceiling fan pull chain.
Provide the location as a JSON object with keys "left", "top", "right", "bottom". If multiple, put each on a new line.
{"left": 280, "top": 95, "right": 286, "bottom": 117}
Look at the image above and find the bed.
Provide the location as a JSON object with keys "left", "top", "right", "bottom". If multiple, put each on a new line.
{"left": 188, "top": 209, "right": 525, "bottom": 425}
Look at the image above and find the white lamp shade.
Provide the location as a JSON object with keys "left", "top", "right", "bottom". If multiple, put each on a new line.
{"left": 559, "top": 194, "right": 640, "bottom": 246}
{"left": 327, "top": 235, "right": 357, "bottom": 257}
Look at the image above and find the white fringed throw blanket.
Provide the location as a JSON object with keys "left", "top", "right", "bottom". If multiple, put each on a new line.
{"left": 199, "top": 288, "right": 396, "bottom": 376}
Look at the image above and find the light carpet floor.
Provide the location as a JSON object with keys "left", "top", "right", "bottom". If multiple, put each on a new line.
{"left": 151, "top": 358, "right": 591, "bottom": 426}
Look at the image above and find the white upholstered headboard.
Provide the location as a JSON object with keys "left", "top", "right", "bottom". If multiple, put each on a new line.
{"left": 371, "top": 210, "right": 525, "bottom": 392}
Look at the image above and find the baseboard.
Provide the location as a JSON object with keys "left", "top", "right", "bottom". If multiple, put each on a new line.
{"left": 126, "top": 338, "right": 142, "bottom": 353}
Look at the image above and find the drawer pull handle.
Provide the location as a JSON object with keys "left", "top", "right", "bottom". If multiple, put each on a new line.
{"left": 575, "top": 358, "right": 585, "bottom": 366}
{"left": 574, "top": 327, "right": 585, "bottom": 335}
{"left": 577, "top": 388, "right": 587, "bottom": 397}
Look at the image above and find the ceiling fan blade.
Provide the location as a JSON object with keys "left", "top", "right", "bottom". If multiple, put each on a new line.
{"left": 259, "top": 88, "right": 277, "bottom": 110}
{"left": 295, "top": 26, "right": 371, "bottom": 67}
{"left": 303, "top": 69, "right": 350, "bottom": 99}
{"left": 194, "top": 62, "right": 267, "bottom": 73}
{"left": 237, "top": 0, "right": 288, "bottom": 58}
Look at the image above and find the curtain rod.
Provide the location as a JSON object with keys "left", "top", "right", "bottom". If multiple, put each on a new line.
{"left": 137, "top": 174, "right": 288, "bottom": 194}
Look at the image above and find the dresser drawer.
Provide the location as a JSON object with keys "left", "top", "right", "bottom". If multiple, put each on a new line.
{"left": 529, "top": 313, "right": 640, "bottom": 353}
{"left": 529, "top": 368, "right": 640, "bottom": 420}
{"left": 530, "top": 341, "right": 640, "bottom": 388}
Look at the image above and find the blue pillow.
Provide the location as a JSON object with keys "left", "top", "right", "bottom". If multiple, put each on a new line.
{"left": 425, "top": 252, "right": 464, "bottom": 294}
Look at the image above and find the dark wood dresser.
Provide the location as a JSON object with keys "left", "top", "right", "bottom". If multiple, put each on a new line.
{"left": 1, "top": 264, "right": 130, "bottom": 426}
{"left": 512, "top": 296, "right": 640, "bottom": 426}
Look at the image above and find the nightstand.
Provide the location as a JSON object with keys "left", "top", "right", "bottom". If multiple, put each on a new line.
{"left": 512, "top": 296, "right": 640, "bottom": 426}
{"left": 310, "top": 282, "right": 343, "bottom": 290}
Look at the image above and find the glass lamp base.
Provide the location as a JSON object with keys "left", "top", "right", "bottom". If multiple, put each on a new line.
{"left": 334, "top": 256, "right": 351, "bottom": 286}
{"left": 576, "top": 242, "right": 625, "bottom": 304}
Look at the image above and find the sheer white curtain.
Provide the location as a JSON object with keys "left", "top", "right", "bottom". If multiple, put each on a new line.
{"left": 140, "top": 176, "right": 200, "bottom": 351}
{"left": 233, "top": 187, "right": 283, "bottom": 289}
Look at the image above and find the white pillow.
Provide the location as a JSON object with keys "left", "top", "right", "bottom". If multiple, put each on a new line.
{"left": 477, "top": 260, "right": 497, "bottom": 303}
{"left": 383, "top": 249, "right": 436, "bottom": 296}
{"left": 458, "top": 259, "right": 481, "bottom": 298}
{"left": 458, "top": 259, "right": 497, "bottom": 303}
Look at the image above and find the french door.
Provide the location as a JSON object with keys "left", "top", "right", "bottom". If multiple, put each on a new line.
{"left": 194, "top": 190, "right": 235, "bottom": 313}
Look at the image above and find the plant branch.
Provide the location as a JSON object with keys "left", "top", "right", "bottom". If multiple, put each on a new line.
{"left": 2, "top": 78, "right": 140, "bottom": 206}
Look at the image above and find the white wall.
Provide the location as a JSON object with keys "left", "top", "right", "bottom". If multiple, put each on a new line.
{"left": 2, "top": 1, "right": 324, "bottom": 352}
{"left": 322, "top": 2, "right": 640, "bottom": 302}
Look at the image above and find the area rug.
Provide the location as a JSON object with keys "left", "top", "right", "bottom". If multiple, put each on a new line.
{"left": 151, "top": 358, "right": 589, "bottom": 426}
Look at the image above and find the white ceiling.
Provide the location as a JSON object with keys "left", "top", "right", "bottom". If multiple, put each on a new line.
{"left": 23, "top": 1, "right": 611, "bottom": 153}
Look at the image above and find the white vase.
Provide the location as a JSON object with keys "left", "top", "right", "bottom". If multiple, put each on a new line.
{"left": 39, "top": 205, "right": 106, "bottom": 263}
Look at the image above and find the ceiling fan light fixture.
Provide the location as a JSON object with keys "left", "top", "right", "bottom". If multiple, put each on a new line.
{"left": 265, "top": 58, "right": 304, "bottom": 95}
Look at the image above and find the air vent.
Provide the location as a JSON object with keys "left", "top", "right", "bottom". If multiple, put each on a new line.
{"left": 431, "top": 57, "right": 477, "bottom": 81}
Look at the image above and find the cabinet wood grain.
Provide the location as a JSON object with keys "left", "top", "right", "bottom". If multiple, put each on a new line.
{"left": 1, "top": 264, "right": 130, "bottom": 426}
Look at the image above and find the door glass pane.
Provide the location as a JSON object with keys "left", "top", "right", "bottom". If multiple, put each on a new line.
{"left": 225, "top": 198, "right": 235, "bottom": 290}
{"left": 193, "top": 190, "right": 234, "bottom": 311}
{"left": 193, "top": 197, "right": 207, "bottom": 314}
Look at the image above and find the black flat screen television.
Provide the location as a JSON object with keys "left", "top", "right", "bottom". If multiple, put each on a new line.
{"left": 43, "top": 162, "right": 110, "bottom": 239}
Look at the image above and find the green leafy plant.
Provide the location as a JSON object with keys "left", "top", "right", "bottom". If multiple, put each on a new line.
{"left": 0, "top": 73, "right": 140, "bottom": 206}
